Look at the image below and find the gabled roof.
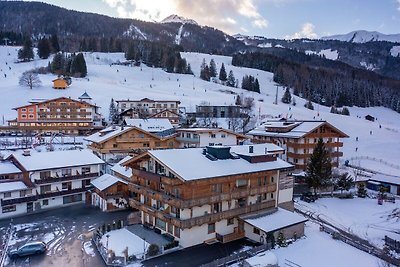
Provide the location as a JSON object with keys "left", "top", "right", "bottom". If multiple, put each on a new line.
{"left": 52, "top": 78, "right": 67, "bottom": 82}
{"left": 91, "top": 174, "right": 128, "bottom": 191}
{"left": 248, "top": 121, "right": 348, "bottom": 139}
{"left": 13, "top": 97, "right": 97, "bottom": 110}
{"left": 111, "top": 156, "right": 133, "bottom": 178}
{"left": 124, "top": 144, "right": 292, "bottom": 181}
{"left": 124, "top": 119, "right": 173, "bottom": 133}
{"left": 8, "top": 149, "right": 104, "bottom": 171}
{"left": 79, "top": 91, "right": 92, "bottom": 100}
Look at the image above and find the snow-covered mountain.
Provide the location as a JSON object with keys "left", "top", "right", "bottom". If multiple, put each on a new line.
{"left": 321, "top": 30, "right": 400, "bottom": 43}
{"left": 160, "top": 14, "right": 198, "bottom": 25}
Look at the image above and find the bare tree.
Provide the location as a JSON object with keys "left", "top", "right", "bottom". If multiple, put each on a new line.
{"left": 19, "top": 71, "right": 42, "bottom": 89}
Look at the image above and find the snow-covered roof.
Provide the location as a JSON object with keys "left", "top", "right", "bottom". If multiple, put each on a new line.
{"left": 249, "top": 121, "right": 348, "bottom": 139}
{"left": 84, "top": 126, "right": 132, "bottom": 144}
{"left": 0, "top": 181, "right": 28, "bottom": 193}
{"left": 79, "top": 91, "right": 92, "bottom": 100}
{"left": 124, "top": 118, "right": 173, "bottom": 132}
{"left": 10, "top": 149, "right": 104, "bottom": 171}
{"left": 91, "top": 174, "right": 127, "bottom": 191}
{"left": 0, "top": 161, "right": 22, "bottom": 175}
{"left": 111, "top": 156, "right": 133, "bottom": 178}
{"left": 177, "top": 127, "right": 247, "bottom": 138}
{"left": 368, "top": 174, "right": 400, "bottom": 185}
{"left": 147, "top": 145, "right": 293, "bottom": 181}
{"left": 242, "top": 208, "right": 307, "bottom": 233}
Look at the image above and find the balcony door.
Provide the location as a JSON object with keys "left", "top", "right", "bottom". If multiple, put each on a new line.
{"left": 27, "top": 202, "right": 33, "bottom": 213}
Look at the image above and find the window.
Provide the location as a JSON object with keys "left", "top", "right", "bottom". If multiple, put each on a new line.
{"left": 21, "top": 114, "right": 27, "bottom": 119}
{"left": 253, "top": 227, "right": 260, "bottom": 235}
{"left": 139, "top": 133, "right": 144, "bottom": 138}
{"left": 271, "top": 193, "right": 274, "bottom": 199}
{"left": 156, "top": 218, "right": 166, "bottom": 230}
{"left": 236, "top": 179, "right": 248, "bottom": 187}
{"left": 113, "top": 144, "right": 118, "bottom": 148}
{"left": 213, "top": 202, "right": 222, "bottom": 213}
{"left": 221, "top": 134, "right": 226, "bottom": 138}
{"left": 257, "top": 177, "right": 262, "bottom": 186}
{"left": 211, "top": 134, "right": 216, "bottom": 138}
{"left": 40, "top": 171, "right": 51, "bottom": 179}
{"left": 2, "top": 205, "right": 16, "bottom": 213}
{"left": 61, "top": 168, "right": 72, "bottom": 177}
{"left": 174, "top": 226, "right": 180, "bottom": 238}
{"left": 168, "top": 223, "right": 173, "bottom": 234}
{"left": 271, "top": 176, "right": 275, "bottom": 183}
{"left": 227, "top": 218, "right": 234, "bottom": 226}
{"left": 28, "top": 114, "right": 34, "bottom": 119}
{"left": 143, "top": 143, "right": 150, "bottom": 148}
{"left": 208, "top": 143, "right": 215, "bottom": 146}
{"left": 63, "top": 194, "right": 82, "bottom": 204}
{"left": 4, "top": 192, "right": 11, "bottom": 198}
{"left": 28, "top": 108, "right": 34, "bottom": 112}
{"left": 20, "top": 189, "right": 32, "bottom": 197}
{"left": 208, "top": 223, "right": 215, "bottom": 234}
{"left": 82, "top": 179, "right": 91, "bottom": 187}
{"left": 62, "top": 182, "right": 72, "bottom": 190}
{"left": 155, "top": 142, "right": 161, "bottom": 147}
{"left": 82, "top": 167, "right": 90, "bottom": 174}
{"left": 238, "top": 198, "right": 246, "bottom": 207}
{"left": 40, "top": 185, "right": 51, "bottom": 194}
{"left": 42, "top": 199, "right": 49, "bottom": 206}
{"left": 211, "top": 184, "right": 222, "bottom": 193}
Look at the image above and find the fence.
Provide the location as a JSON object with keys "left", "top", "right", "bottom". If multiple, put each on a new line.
{"left": 385, "top": 236, "right": 400, "bottom": 253}
{"left": 200, "top": 242, "right": 272, "bottom": 267}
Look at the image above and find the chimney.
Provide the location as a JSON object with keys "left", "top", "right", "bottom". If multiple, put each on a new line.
{"left": 249, "top": 146, "right": 254, "bottom": 153}
{"left": 22, "top": 150, "right": 31, "bottom": 156}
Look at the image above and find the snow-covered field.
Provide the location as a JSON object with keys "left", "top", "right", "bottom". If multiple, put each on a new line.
{"left": 2, "top": 45, "right": 399, "bottom": 174}
{"left": 295, "top": 197, "right": 400, "bottom": 249}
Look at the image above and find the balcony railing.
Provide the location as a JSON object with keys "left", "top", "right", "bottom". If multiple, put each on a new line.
{"left": 34, "top": 172, "right": 100, "bottom": 185}
{"left": 1, "top": 187, "right": 88, "bottom": 206}
{"left": 216, "top": 227, "right": 245, "bottom": 243}
{"left": 175, "top": 136, "right": 200, "bottom": 143}
{"left": 129, "top": 183, "right": 276, "bottom": 209}
{"left": 132, "top": 169, "right": 182, "bottom": 185}
{"left": 129, "top": 198, "right": 275, "bottom": 229}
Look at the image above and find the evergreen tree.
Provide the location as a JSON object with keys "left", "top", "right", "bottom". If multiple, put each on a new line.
{"left": 209, "top": 59, "right": 217, "bottom": 77}
{"left": 281, "top": 87, "right": 292, "bottom": 104}
{"left": 227, "top": 70, "right": 235, "bottom": 87}
{"left": 357, "top": 183, "right": 367, "bottom": 198}
{"left": 186, "top": 63, "right": 193, "bottom": 75}
{"left": 200, "top": 64, "right": 210, "bottom": 81}
{"left": 336, "top": 173, "right": 353, "bottom": 193}
{"left": 50, "top": 34, "right": 60, "bottom": 52}
{"left": 254, "top": 78, "right": 260, "bottom": 93}
{"left": 276, "top": 232, "right": 287, "bottom": 247}
{"left": 51, "top": 52, "right": 64, "bottom": 74}
{"left": 71, "top": 53, "right": 87, "bottom": 77}
{"left": 306, "top": 138, "right": 332, "bottom": 195}
{"left": 330, "top": 106, "right": 338, "bottom": 114}
{"left": 235, "top": 95, "right": 242, "bottom": 106}
{"left": 109, "top": 98, "right": 118, "bottom": 123}
{"left": 37, "top": 38, "right": 51, "bottom": 59}
{"left": 18, "top": 38, "right": 34, "bottom": 62}
{"left": 341, "top": 107, "right": 350, "bottom": 116}
{"left": 219, "top": 63, "right": 227, "bottom": 81}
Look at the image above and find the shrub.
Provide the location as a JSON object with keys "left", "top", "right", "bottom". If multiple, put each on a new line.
{"left": 146, "top": 244, "right": 160, "bottom": 257}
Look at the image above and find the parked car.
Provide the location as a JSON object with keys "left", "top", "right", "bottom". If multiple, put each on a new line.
{"left": 8, "top": 241, "right": 47, "bottom": 258}
{"left": 300, "top": 192, "right": 316, "bottom": 203}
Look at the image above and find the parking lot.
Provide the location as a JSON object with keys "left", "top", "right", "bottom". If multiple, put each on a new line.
{"left": 0, "top": 204, "right": 130, "bottom": 267}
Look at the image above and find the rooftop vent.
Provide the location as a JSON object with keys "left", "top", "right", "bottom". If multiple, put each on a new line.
{"left": 22, "top": 150, "right": 31, "bottom": 156}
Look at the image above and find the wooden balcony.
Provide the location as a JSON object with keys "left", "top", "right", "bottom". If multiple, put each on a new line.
{"left": 216, "top": 227, "right": 245, "bottom": 243}
{"left": 129, "top": 198, "right": 275, "bottom": 229}
{"left": 129, "top": 183, "right": 277, "bottom": 209}
{"left": 286, "top": 142, "right": 343, "bottom": 149}
{"left": 34, "top": 172, "right": 100, "bottom": 185}
{"left": 287, "top": 152, "right": 311, "bottom": 159}
{"left": 1, "top": 187, "right": 87, "bottom": 206}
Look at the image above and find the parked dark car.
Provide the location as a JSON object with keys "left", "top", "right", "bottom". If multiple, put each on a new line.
{"left": 300, "top": 192, "right": 316, "bottom": 203}
{"left": 8, "top": 241, "right": 47, "bottom": 258}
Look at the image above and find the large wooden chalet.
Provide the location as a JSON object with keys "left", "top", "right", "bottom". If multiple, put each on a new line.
{"left": 122, "top": 144, "right": 302, "bottom": 248}
{"left": 248, "top": 120, "right": 349, "bottom": 171}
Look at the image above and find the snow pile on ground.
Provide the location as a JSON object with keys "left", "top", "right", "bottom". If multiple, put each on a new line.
{"left": 295, "top": 197, "right": 400, "bottom": 249}
{"left": 272, "top": 222, "right": 382, "bottom": 267}
{"left": 100, "top": 228, "right": 149, "bottom": 258}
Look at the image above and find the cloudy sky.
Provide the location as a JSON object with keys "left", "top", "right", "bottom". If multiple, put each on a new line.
{"left": 30, "top": 0, "right": 400, "bottom": 38}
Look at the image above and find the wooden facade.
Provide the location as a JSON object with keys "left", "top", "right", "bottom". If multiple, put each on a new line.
{"left": 250, "top": 121, "right": 348, "bottom": 171}
{"left": 52, "top": 78, "right": 68, "bottom": 89}
{"left": 92, "top": 180, "right": 129, "bottom": 211}
{"left": 87, "top": 127, "right": 179, "bottom": 159}
{"left": 149, "top": 109, "right": 181, "bottom": 127}
{"left": 122, "top": 145, "right": 294, "bottom": 247}
{"left": 8, "top": 97, "right": 103, "bottom": 134}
